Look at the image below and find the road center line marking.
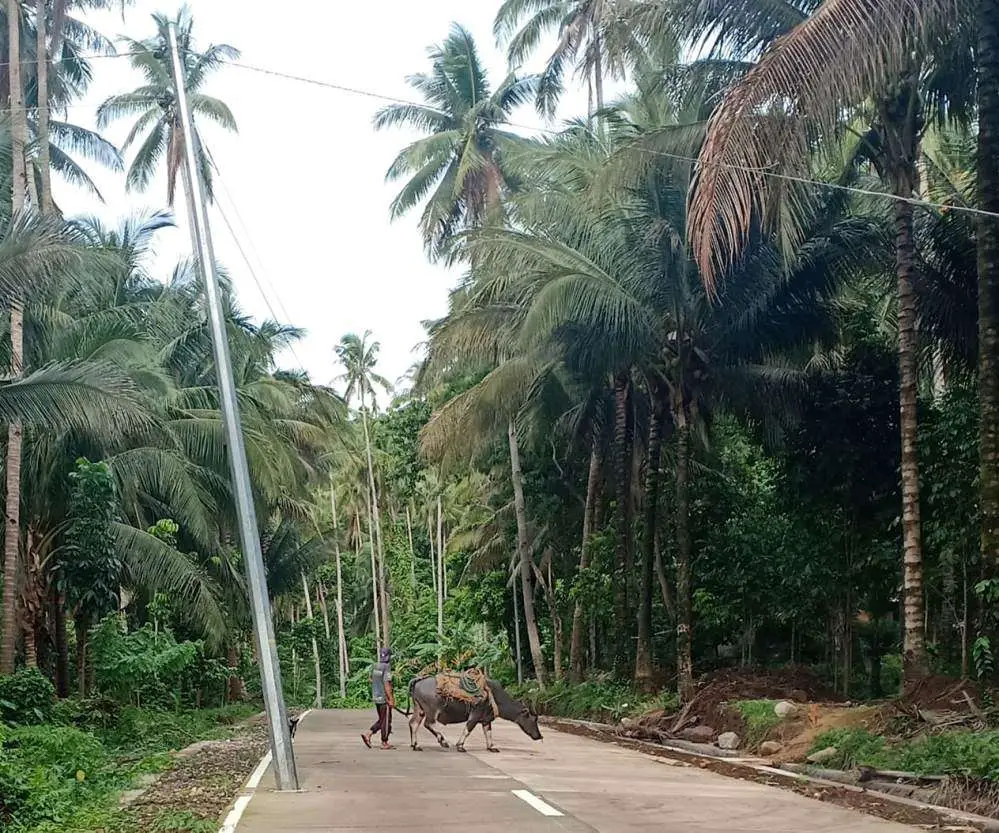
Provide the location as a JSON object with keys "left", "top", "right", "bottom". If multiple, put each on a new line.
{"left": 512, "top": 789, "right": 564, "bottom": 817}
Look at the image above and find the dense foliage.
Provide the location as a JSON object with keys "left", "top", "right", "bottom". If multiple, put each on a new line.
{"left": 0, "top": 0, "right": 998, "bottom": 824}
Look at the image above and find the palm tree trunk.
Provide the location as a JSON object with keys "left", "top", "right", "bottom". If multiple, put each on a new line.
{"left": 36, "top": 0, "right": 54, "bottom": 214}
{"left": 508, "top": 420, "right": 547, "bottom": 687}
{"left": 593, "top": 42, "right": 605, "bottom": 120}
{"left": 894, "top": 181, "right": 928, "bottom": 684}
{"left": 570, "top": 441, "right": 602, "bottom": 682}
{"left": 360, "top": 406, "right": 390, "bottom": 647}
{"left": 365, "top": 489, "right": 381, "bottom": 650}
{"left": 428, "top": 511, "right": 438, "bottom": 600}
{"left": 635, "top": 402, "right": 664, "bottom": 691}
{"left": 437, "top": 496, "right": 444, "bottom": 664}
{"left": 227, "top": 644, "right": 246, "bottom": 703}
{"left": 612, "top": 372, "right": 632, "bottom": 675}
{"left": 330, "top": 488, "right": 348, "bottom": 693}
{"left": 512, "top": 578, "right": 523, "bottom": 685}
{"left": 1, "top": 0, "right": 27, "bottom": 677}
{"left": 406, "top": 504, "right": 417, "bottom": 590}
{"left": 8, "top": 0, "right": 28, "bottom": 210}
{"left": 52, "top": 586, "right": 68, "bottom": 696}
{"left": 1, "top": 306, "right": 23, "bottom": 675}
{"left": 675, "top": 408, "right": 695, "bottom": 704}
{"left": 978, "top": 0, "right": 999, "bottom": 602}
{"left": 301, "top": 571, "right": 322, "bottom": 708}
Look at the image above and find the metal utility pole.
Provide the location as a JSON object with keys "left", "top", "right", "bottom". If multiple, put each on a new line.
{"left": 167, "top": 24, "right": 298, "bottom": 791}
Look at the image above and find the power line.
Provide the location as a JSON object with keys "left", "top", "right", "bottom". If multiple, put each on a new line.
{"left": 224, "top": 58, "right": 999, "bottom": 223}
{"left": 210, "top": 181, "right": 312, "bottom": 374}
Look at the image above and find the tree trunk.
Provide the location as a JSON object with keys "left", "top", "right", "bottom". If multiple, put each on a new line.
{"left": 330, "top": 488, "right": 348, "bottom": 694}
{"left": 364, "top": 488, "right": 381, "bottom": 650}
{"left": 52, "top": 586, "right": 68, "bottom": 696}
{"left": 977, "top": 0, "right": 999, "bottom": 604}
{"left": 612, "top": 372, "right": 632, "bottom": 676}
{"left": 406, "top": 504, "right": 417, "bottom": 591}
{"left": 36, "top": 0, "right": 58, "bottom": 213}
{"left": 436, "top": 496, "right": 444, "bottom": 663}
{"left": 75, "top": 615, "right": 89, "bottom": 696}
{"left": 8, "top": 0, "right": 28, "bottom": 210}
{"left": 301, "top": 571, "right": 322, "bottom": 708}
{"left": 512, "top": 579, "right": 523, "bottom": 685}
{"left": 894, "top": 179, "right": 928, "bottom": 684}
{"left": 570, "top": 441, "right": 602, "bottom": 682}
{"left": 654, "top": 533, "right": 676, "bottom": 620}
{"left": 508, "top": 420, "right": 547, "bottom": 687}
{"left": 1, "top": 306, "right": 23, "bottom": 675}
{"left": 636, "top": 402, "right": 664, "bottom": 691}
{"left": 227, "top": 643, "right": 246, "bottom": 702}
{"left": 675, "top": 408, "right": 695, "bottom": 703}
{"left": 360, "top": 406, "right": 390, "bottom": 647}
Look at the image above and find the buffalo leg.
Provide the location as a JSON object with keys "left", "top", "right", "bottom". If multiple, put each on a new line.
{"left": 456, "top": 716, "right": 480, "bottom": 752}
{"left": 409, "top": 708, "right": 425, "bottom": 751}
{"left": 423, "top": 713, "right": 449, "bottom": 749}
{"left": 482, "top": 722, "right": 499, "bottom": 753}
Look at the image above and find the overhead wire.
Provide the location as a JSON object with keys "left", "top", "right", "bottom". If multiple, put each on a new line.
{"left": 223, "top": 58, "right": 999, "bottom": 223}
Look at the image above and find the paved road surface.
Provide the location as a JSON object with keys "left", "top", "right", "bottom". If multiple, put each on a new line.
{"left": 235, "top": 709, "right": 915, "bottom": 832}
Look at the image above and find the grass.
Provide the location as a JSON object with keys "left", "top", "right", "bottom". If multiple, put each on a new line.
{"left": 513, "top": 679, "right": 680, "bottom": 723}
{"left": 1, "top": 703, "right": 259, "bottom": 833}
{"left": 810, "top": 728, "right": 999, "bottom": 780}
{"left": 732, "top": 700, "right": 781, "bottom": 748}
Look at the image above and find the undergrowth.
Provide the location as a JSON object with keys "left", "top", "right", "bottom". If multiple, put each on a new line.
{"left": 0, "top": 703, "right": 257, "bottom": 832}
{"left": 810, "top": 728, "right": 999, "bottom": 780}
{"left": 733, "top": 700, "right": 780, "bottom": 748}
{"left": 513, "top": 679, "right": 680, "bottom": 722}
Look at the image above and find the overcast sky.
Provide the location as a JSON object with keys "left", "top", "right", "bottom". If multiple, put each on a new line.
{"left": 54, "top": 0, "right": 597, "bottom": 394}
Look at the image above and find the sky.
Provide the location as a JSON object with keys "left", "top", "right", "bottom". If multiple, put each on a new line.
{"left": 54, "top": 0, "right": 597, "bottom": 395}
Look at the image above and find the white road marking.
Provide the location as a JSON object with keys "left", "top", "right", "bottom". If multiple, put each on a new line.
{"left": 244, "top": 751, "right": 272, "bottom": 791}
{"left": 219, "top": 795, "right": 252, "bottom": 833}
{"left": 220, "top": 709, "right": 312, "bottom": 831}
{"left": 512, "top": 789, "right": 564, "bottom": 817}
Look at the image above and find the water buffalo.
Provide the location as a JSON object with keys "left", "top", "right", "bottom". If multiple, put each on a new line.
{"left": 407, "top": 675, "right": 542, "bottom": 753}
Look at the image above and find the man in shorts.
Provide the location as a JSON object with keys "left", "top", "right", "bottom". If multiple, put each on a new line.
{"left": 361, "top": 647, "right": 394, "bottom": 749}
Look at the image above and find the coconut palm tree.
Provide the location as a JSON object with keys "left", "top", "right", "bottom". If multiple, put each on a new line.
{"left": 683, "top": 0, "right": 980, "bottom": 685}
{"left": 373, "top": 23, "right": 538, "bottom": 258}
{"left": 494, "top": 0, "right": 644, "bottom": 119}
{"left": 96, "top": 5, "right": 238, "bottom": 204}
{"left": 336, "top": 331, "right": 392, "bottom": 647}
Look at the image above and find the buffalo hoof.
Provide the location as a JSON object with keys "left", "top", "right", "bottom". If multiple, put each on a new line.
{"left": 439, "top": 741, "right": 450, "bottom": 749}
{"left": 412, "top": 745, "right": 422, "bottom": 752}
{"left": 456, "top": 745, "right": 467, "bottom": 753}
{"left": 487, "top": 747, "right": 501, "bottom": 754}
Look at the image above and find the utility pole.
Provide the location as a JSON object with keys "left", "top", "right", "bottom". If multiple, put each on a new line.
{"left": 167, "top": 24, "right": 298, "bottom": 791}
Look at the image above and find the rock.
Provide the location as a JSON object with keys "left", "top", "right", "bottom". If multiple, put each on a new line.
{"left": 774, "top": 700, "right": 797, "bottom": 718}
{"left": 807, "top": 746, "right": 839, "bottom": 764}
{"left": 760, "top": 741, "right": 783, "bottom": 757}
{"left": 678, "top": 725, "right": 716, "bottom": 743}
{"left": 790, "top": 689, "right": 809, "bottom": 703}
{"left": 620, "top": 717, "right": 635, "bottom": 729}
{"left": 717, "top": 732, "right": 741, "bottom": 750}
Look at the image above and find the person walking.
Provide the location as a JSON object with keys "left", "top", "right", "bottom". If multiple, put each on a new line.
{"left": 362, "top": 647, "right": 394, "bottom": 749}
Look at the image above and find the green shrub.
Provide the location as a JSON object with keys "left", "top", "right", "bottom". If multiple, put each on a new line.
{"left": 513, "top": 678, "right": 679, "bottom": 723}
{"left": 0, "top": 725, "right": 114, "bottom": 829}
{"left": 810, "top": 728, "right": 999, "bottom": 780}
{"left": 733, "top": 700, "right": 781, "bottom": 749}
{"left": 0, "top": 667, "right": 56, "bottom": 725}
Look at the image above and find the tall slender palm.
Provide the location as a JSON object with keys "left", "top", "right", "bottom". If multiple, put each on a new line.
{"left": 373, "top": 23, "right": 538, "bottom": 258}
{"left": 979, "top": 0, "right": 999, "bottom": 599}
{"left": 494, "top": 0, "right": 642, "bottom": 119}
{"left": 685, "top": 0, "right": 977, "bottom": 684}
{"left": 336, "top": 331, "right": 392, "bottom": 648}
{"left": 96, "top": 6, "right": 238, "bottom": 204}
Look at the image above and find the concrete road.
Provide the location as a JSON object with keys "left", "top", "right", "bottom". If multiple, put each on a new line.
{"left": 234, "top": 710, "right": 915, "bottom": 832}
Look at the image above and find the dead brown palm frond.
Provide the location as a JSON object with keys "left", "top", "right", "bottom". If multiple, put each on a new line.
{"left": 688, "top": 0, "right": 966, "bottom": 291}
